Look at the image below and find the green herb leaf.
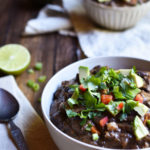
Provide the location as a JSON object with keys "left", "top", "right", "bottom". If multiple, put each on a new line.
{"left": 83, "top": 90, "right": 97, "bottom": 108}
{"left": 108, "top": 68, "right": 119, "bottom": 79}
{"left": 113, "top": 86, "right": 126, "bottom": 99}
{"left": 88, "top": 76, "right": 101, "bottom": 85}
{"left": 91, "top": 91, "right": 101, "bottom": 103}
{"left": 80, "top": 118, "right": 87, "bottom": 126}
{"left": 69, "top": 84, "right": 79, "bottom": 91}
{"left": 67, "top": 98, "right": 78, "bottom": 108}
{"left": 119, "top": 113, "right": 127, "bottom": 121}
{"left": 66, "top": 109, "right": 78, "bottom": 118}
{"left": 88, "top": 111, "right": 101, "bottom": 119}
{"left": 130, "top": 66, "right": 137, "bottom": 74}
{"left": 99, "top": 82, "right": 108, "bottom": 90}
{"left": 125, "top": 100, "right": 138, "bottom": 114}
{"left": 85, "top": 123, "right": 92, "bottom": 131}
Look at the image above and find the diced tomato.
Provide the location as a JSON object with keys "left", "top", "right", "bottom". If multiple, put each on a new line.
{"left": 116, "top": 102, "right": 124, "bottom": 110}
{"left": 134, "top": 94, "right": 143, "bottom": 103}
{"left": 91, "top": 126, "right": 100, "bottom": 135}
{"left": 99, "top": 116, "right": 108, "bottom": 127}
{"left": 101, "top": 94, "right": 113, "bottom": 104}
{"left": 79, "top": 84, "right": 86, "bottom": 92}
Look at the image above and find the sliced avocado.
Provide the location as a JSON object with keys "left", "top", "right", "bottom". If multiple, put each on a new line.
{"left": 67, "top": 88, "right": 79, "bottom": 108}
{"left": 125, "top": 88, "right": 141, "bottom": 99}
{"left": 134, "top": 103, "right": 149, "bottom": 117}
{"left": 106, "top": 101, "right": 124, "bottom": 116}
{"left": 133, "top": 116, "right": 149, "bottom": 140}
{"left": 116, "top": 69, "right": 131, "bottom": 76}
{"left": 131, "top": 73, "right": 144, "bottom": 88}
{"left": 79, "top": 66, "right": 90, "bottom": 83}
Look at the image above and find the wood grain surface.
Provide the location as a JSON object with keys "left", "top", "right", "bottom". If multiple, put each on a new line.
{"left": 0, "top": 0, "right": 85, "bottom": 149}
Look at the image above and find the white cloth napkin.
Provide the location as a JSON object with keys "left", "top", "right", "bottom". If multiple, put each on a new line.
{"left": 0, "top": 76, "right": 55, "bottom": 150}
{"left": 24, "top": 1, "right": 150, "bottom": 60}
{"left": 24, "top": 4, "right": 73, "bottom": 35}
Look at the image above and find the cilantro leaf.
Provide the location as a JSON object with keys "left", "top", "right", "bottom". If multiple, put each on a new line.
{"left": 80, "top": 118, "right": 87, "bottom": 126}
{"left": 83, "top": 90, "right": 97, "bottom": 108}
{"left": 66, "top": 109, "right": 78, "bottom": 118}
{"left": 67, "top": 98, "right": 78, "bottom": 108}
{"left": 119, "top": 113, "right": 127, "bottom": 121}
{"left": 85, "top": 123, "right": 92, "bottom": 131}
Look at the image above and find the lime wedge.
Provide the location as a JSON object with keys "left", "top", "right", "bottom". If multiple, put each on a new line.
{"left": 0, "top": 44, "right": 31, "bottom": 75}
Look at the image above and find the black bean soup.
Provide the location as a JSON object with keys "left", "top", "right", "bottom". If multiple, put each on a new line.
{"left": 50, "top": 66, "right": 150, "bottom": 149}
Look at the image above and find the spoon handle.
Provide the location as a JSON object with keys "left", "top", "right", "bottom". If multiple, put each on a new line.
{"left": 9, "top": 120, "right": 29, "bottom": 150}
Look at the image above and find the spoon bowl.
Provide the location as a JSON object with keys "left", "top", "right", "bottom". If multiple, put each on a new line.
{"left": 0, "top": 88, "right": 19, "bottom": 122}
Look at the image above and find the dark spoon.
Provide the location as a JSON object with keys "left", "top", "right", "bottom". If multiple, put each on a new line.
{"left": 0, "top": 88, "right": 28, "bottom": 150}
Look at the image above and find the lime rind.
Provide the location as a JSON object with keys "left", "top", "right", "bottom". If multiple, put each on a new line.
{"left": 0, "top": 44, "right": 31, "bottom": 75}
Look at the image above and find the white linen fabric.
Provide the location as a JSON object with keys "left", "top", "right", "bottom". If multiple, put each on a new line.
{"left": 0, "top": 76, "right": 53, "bottom": 150}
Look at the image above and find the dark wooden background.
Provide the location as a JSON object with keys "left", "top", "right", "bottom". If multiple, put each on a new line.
{"left": 0, "top": 0, "right": 85, "bottom": 117}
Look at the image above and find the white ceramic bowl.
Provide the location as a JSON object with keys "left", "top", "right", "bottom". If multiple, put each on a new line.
{"left": 84, "top": 0, "right": 150, "bottom": 30}
{"left": 41, "top": 56, "right": 150, "bottom": 150}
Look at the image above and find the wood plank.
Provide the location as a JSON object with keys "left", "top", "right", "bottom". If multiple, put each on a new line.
{"left": 54, "top": 35, "right": 78, "bottom": 72}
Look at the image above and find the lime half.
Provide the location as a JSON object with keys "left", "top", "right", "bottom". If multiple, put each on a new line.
{"left": 0, "top": 44, "right": 31, "bottom": 75}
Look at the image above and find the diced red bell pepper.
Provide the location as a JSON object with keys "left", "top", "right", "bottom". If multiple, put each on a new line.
{"left": 134, "top": 94, "right": 143, "bottom": 103}
{"left": 99, "top": 116, "right": 108, "bottom": 127}
{"left": 101, "top": 94, "right": 113, "bottom": 104}
{"left": 116, "top": 102, "right": 124, "bottom": 110}
{"left": 79, "top": 84, "right": 86, "bottom": 92}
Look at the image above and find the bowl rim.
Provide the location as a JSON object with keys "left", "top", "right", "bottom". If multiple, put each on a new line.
{"left": 86, "top": 0, "right": 150, "bottom": 10}
{"left": 41, "top": 56, "right": 150, "bottom": 150}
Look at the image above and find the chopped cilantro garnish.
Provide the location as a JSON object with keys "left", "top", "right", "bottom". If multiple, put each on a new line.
{"left": 65, "top": 66, "right": 143, "bottom": 128}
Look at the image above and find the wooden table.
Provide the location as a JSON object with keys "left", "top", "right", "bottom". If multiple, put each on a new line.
{"left": 0, "top": 0, "right": 85, "bottom": 149}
